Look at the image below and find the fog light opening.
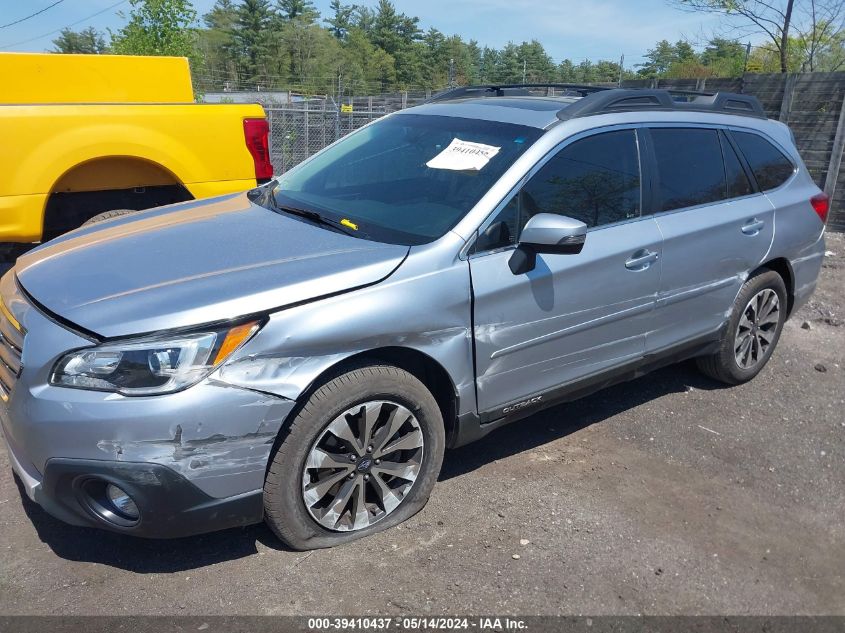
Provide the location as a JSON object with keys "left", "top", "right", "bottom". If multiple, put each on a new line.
{"left": 106, "top": 484, "right": 140, "bottom": 521}
{"left": 79, "top": 479, "right": 141, "bottom": 527}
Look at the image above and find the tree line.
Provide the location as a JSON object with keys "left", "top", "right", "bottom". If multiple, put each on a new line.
{"left": 52, "top": 0, "right": 845, "bottom": 97}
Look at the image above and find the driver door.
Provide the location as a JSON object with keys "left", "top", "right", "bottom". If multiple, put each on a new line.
{"left": 468, "top": 128, "right": 663, "bottom": 415}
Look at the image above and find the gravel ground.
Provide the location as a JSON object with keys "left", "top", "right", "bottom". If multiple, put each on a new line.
{"left": 0, "top": 234, "right": 843, "bottom": 616}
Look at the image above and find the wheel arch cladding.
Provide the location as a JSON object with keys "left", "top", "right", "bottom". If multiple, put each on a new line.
{"left": 758, "top": 257, "right": 795, "bottom": 315}
{"left": 314, "top": 347, "right": 459, "bottom": 444}
{"left": 244, "top": 347, "right": 460, "bottom": 474}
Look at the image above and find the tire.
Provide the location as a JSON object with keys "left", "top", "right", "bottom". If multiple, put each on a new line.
{"left": 81, "top": 209, "right": 137, "bottom": 227}
{"left": 264, "top": 363, "right": 445, "bottom": 550}
{"left": 696, "top": 268, "right": 787, "bottom": 385}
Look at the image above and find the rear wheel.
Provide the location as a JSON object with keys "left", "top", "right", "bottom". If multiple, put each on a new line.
{"left": 696, "top": 269, "right": 787, "bottom": 384}
{"left": 81, "top": 209, "right": 138, "bottom": 226}
{"left": 263, "top": 363, "right": 445, "bottom": 550}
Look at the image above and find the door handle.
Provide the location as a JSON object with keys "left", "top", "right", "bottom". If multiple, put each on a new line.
{"left": 741, "top": 218, "right": 765, "bottom": 235}
{"left": 625, "top": 249, "right": 659, "bottom": 271}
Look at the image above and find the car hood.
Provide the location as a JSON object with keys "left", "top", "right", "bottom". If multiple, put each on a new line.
{"left": 15, "top": 193, "right": 408, "bottom": 338}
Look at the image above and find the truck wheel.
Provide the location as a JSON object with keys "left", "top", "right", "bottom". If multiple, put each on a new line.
{"left": 264, "top": 363, "right": 445, "bottom": 550}
{"left": 696, "top": 269, "right": 787, "bottom": 385}
{"left": 81, "top": 209, "right": 137, "bottom": 226}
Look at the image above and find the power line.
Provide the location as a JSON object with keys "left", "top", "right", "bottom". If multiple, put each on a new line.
{"left": 0, "top": 0, "right": 66, "bottom": 30}
{"left": 0, "top": 0, "right": 128, "bottom": 50}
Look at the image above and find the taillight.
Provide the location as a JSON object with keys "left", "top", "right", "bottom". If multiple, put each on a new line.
{"left": 810, "top": 192, "right": 830, "bottom": 224}
{"left": 243, "top": 118, "right": 273, "bottom": 182}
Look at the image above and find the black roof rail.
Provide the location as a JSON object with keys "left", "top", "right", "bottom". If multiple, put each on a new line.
{"left": 556, "top": 88, "right": 766, "bottom": 120}
{"left": 425, "top": 83, "right": 612, "bottom": 103}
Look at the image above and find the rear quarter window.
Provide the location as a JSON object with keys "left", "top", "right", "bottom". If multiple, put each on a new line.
{"left": 720, "top": 131, "right": 754, "bottom": 198}
{"left": 732, "top": 131, "right": 795, "bottom": 191}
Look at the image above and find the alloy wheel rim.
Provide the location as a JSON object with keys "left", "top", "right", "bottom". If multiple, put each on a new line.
{"left": 734, "top": 288, "right": 780, "bottom": 370}
{"left": 302, "top": 400, "right": 424, "bottom": 532}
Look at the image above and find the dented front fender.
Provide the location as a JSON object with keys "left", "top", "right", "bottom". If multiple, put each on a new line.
{"left": 214, "top": 239, "right": 477, "bottom": 417}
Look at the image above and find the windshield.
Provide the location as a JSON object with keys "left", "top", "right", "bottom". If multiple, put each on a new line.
{"left": 273, "top": 113, "right": 543, "bottom": 245}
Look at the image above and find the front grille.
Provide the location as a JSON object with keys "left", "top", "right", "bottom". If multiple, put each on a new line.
{"left": 0, "top": 302, "right": 25, "bottom": 402}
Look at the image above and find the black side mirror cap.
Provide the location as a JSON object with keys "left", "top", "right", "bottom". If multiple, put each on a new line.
{"left": 508, "top": 240, "right": 586, "bottom": 274}
{"left": 508, "top": 245, "right": 536, "bottom": 275}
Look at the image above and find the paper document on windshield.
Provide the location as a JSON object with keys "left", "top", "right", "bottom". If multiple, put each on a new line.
{"left": 426, "top": 138, "right": 501, "bottom": 171}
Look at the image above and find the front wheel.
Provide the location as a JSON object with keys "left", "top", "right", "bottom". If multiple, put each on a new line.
{"left": 696, "top": 269, "right": 787, "bottom": 385}
{"left": 263, "top": 363, "right": 445, "bottom": 550}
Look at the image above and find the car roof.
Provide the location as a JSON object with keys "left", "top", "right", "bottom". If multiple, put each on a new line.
{"left": 397, "top": 93, "right": 786, "bottom": 139}
{"left": 398, "top": 97, "right": 580, "bottom": 129}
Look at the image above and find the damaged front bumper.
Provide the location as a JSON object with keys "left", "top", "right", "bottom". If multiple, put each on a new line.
{"left": 0, "top": 378, "right": 296, "bottom": 537}
{"left": 1, "top": 271, "right": 297, "bottom": 538}
{"left": 31, "top": 454, "right": 266, "bottom": 538}
{"left": 2, "top": 424, "right": 266, "bottom": 537}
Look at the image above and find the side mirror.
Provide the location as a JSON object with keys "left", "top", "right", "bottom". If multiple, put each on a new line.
{"left": 509, "top": 213, "right": 588, "bottom": 274}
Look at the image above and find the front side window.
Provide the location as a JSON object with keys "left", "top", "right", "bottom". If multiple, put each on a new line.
{"left": 274, "top": 113, "right": 542, "bottom": 245}
{"left": 521, "top": 129, "right": 641, "bottom": 228}
{"left": 732, "top": 130, "right": 795, "bottom": 191}
{"left": 651, "top": 128, "right": 727, "bottom": 212}
{"left": 473, "top": 129, "right": 641, "bottom": 253}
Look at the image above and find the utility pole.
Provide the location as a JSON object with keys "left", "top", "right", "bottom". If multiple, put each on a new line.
{"left": 336, "top": 68, "right": 343, "bottom": 103}
{"left": 335, "top": 68, "right": 342, "bottom": 142}
{"left": 522, "top": 58, "right": 527, "bottom": 83}
{"left": 448, "top": 58, "right": 455, "bottom": 88}
{"left": 618, "top": 53, "right": 624, "bottom": 86}
{"left": 744, "top": 42, "right": 751, "bottom": 73}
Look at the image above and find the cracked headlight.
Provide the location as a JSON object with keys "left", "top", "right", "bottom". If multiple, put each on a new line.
{"left": 51, "top": 321, "right": 261, "bottom": 395}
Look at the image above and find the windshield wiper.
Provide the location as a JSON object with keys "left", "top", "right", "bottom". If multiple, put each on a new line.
{"left": 262, "top": 193, "right": 357, "bottom": 237}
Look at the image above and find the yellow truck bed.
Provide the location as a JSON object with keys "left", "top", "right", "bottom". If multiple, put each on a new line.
{"left": 0, "top": 53, "right": 195, "bottom": 104}
{"left": 0, "top": 53, "right": 271, "bottom": 243}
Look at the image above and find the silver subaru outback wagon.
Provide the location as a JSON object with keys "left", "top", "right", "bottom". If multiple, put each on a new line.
{"left": 0, "top": 85, "right": 828, "bottom": 549}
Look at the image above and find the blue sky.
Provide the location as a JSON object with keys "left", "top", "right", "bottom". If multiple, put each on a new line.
{"left": 0, "top": 0, "right": 723, "bottom": 65}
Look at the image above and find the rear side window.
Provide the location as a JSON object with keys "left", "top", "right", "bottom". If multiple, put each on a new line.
{"left": 720, "top": 131, "right": 754, "bottom": 198}
{"left": 650, "top": 128, "right": 726, "bottom": 212}
{"left": 732, "top": 131, "right": 795, "bottom": 191}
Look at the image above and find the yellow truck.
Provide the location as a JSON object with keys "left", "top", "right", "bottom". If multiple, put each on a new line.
{"left": 0, "top": 53, "right": 273, "bottom": 249}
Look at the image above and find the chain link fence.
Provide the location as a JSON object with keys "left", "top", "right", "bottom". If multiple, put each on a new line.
{"left": 266, "top": 92, "right": 431, "bottom": 173}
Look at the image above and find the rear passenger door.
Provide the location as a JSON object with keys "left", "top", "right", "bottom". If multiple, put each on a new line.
{"left": 645, "top": 126, "right": 775, "bottom": 353}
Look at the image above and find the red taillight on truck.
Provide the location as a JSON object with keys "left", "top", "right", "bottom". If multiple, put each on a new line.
{"left": 243, "top": 118, "right": 273, "bottom": 183}
{"left": 810, "top": 192, "right": 830, "bottom": 224}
